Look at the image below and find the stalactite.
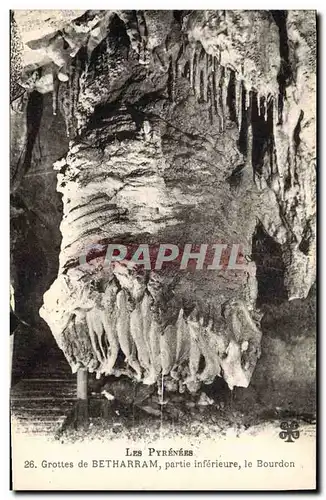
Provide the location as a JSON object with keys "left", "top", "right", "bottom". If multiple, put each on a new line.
{"left": 245, "top": 82, "right": 251, "bottom": 110}
{"left": 116, "top": 289, "right": 142, "bottom": 380}
{"left": 277, "top": 91, "right": 284, "bottom": 125}
{"left": 69, "top": 62, "right": 77, "bottom": 137}
{"left": 235, "top": 77, "right": 242, "bottom": 132}
{"left": 41, "top": 267, "right": 263, "bottom": 392}
{"left": 66, "top": 71, "right": 72, "bottom": 138}
{"left": 223, "top": 67, "right": 232, "bottom": 122}
{"left": 207, "top": 54, "right": 214, "bottom": 107}
{"left": 264, "top": 97, "right": 268, "bottom": 121}
{"left": 100, "top": 306, "right": 119, "bottom": 375}
{"left": 140, "top": 293, "right": 152, "bottom": 356}
{"left": 130, "top": 303, "right": 152, "bottom": 376}
{"left": 94, "top": 310, "right": 108, "bottom": 361}
{"left": 65, "top": 55, "right": 81, "bottom": 138}
{"left": 246, "top": 91, "right": 253, "bottom": 171}
{"left": 198, "top": 319, "right": 221, "bottom": 383}
{"left": 273, "top": 93, "right": 278, "bottom": 128}
{"left": 213, "top": 57, "right": 223, "bottom": 131}
{"left": 208, "top": 74, "right": 214, "bottom": 125}
{"left": 174, "top": 309, "right": 190, "bottom": 367}
{"left": 149, "top": 313, "right": 162, "bottom": 378}
{"left": 160, "top": 324, "right": 176, "bottom": 375}
{"left": 257, "top": 92, "right": 261, "bottom": 117}
{"left": 86, "top": 310, "right": 104, "bottom": 375}
{"left": 194, "top": 46, "right": 201, "bottom": 99}
{"left": 272, "top": 93, "right": 283, "bottom": 183}
{"left": 202, "top": 50, "right": 208, "bottom": 102}
{"left": 187, "top": 317, "right": 201, "bottom": 393}
{"left": 189, "top": 45, "right": 196, "bottom": 90}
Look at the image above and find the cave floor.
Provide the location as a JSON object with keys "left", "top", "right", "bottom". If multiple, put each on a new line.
{"left": 11, "top": 295, "right": 316, "bottom": 442}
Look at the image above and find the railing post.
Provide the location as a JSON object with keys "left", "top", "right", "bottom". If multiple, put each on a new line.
{"left": 76, "top": 368, "right": 89, "bottom": 427}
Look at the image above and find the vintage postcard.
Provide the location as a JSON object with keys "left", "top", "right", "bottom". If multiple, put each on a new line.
{"left": 10, "top": 9, "right": 317, "bottom": 491}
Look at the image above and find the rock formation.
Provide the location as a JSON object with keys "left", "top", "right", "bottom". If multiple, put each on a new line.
{"left": 10, "top": 10, "right": 316, "bottom": 395}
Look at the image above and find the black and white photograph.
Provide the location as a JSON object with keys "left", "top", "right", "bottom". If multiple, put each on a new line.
{"left": 10, "top": 9, "right": 317, "bottom": 491}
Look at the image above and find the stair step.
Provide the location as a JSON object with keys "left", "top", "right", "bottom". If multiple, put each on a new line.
{"left": 11, "top": 347, "right": 78, "bottom": 435}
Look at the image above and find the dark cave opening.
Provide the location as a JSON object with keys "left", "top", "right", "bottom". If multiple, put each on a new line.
{"left": 108, "top": 13, "right": 131, "bottom": 51}
{"left": 252, "top": 223, "right": 287, "bottom": 305}
{"left": 11, "top": 92, "right": 69, "bottom": 383}
{"left": 251, "top": 92, "right": 274, "bottom": 178}
{"left": 173, "top": 10, "right": 185, "bottom": 25}
{"left": 88, "top": 14, "right": 130, "bottom": 73}
{"left": 12, "top": 91, "right": 44, "bottom": 188}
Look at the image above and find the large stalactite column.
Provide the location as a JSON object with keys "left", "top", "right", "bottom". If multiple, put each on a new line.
{"left": 11, "top": 10, "right": 315, "bottom": 399}
{"left": 37, "top": 11, "right": 267, "bottom": 394}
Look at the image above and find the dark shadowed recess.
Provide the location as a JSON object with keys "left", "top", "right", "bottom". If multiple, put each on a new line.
{"left": 252, "top": 222, "right": 287, "bottom": 306}
{"left": 11, "top": 92, "right": 69, "bottom": 383}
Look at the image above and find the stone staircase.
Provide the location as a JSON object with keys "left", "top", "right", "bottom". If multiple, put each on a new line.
{"left": 10, "top": 347, "right": 76, "bottom": 436}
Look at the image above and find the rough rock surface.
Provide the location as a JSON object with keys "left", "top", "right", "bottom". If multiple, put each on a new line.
{"left": 11, "top": 11, "right": 316, "bottom": 397}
